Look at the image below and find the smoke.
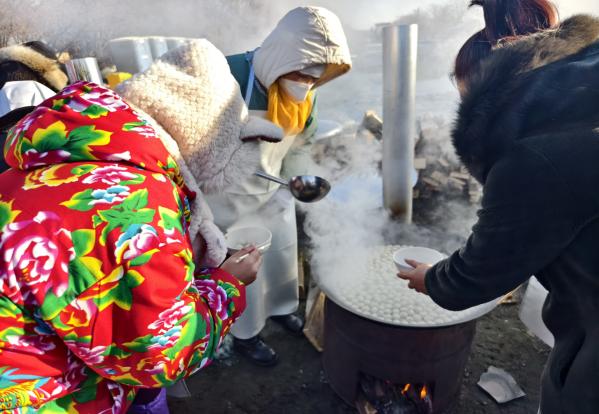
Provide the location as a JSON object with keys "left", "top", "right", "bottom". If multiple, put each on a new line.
{"left": 2, "top": 0, "right": 597, "bottom": 58}
{"left": 301, "top": 127, "right": 478, "bottom": 295}
{"left": 7, "top": 0, "right": 578, "bottom": 297}
{"left": 302, "top": 0, "right": 599, "bottom": 295}
{"left": 0, "top": 0, "right": 406, "bottom": 59}
{"left": 297, "top": 1, "right": 483, "bottom": 294}
{"left": 396, "top": 2, "right": 482, "bottom": 79}
{"left": 0, "top": 0, "right": 299, "bottom": 58}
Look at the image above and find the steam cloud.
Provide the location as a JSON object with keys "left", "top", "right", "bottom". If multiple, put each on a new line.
{"left": 2, "top": 0, "right": 596, "bottom": 296}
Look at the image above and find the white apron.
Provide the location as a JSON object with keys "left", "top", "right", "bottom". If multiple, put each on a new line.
{"left": 205, "top": 64, "right": 299, "bottom": 339}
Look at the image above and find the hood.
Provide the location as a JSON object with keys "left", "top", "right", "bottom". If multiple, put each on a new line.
{"left": 4, "top": 81, "right": 179, "bottom": 178}
{"left": 117, "top": 39, "right": 283, "bottom": 194}
{"left": 0, "top": 44, "right": 68, "bottom": 92}
{"left": 453, "top": 15, "right": 599, "bottom": 183}
{"left": 253, "top": 6, "right": 352, "bottom": 89}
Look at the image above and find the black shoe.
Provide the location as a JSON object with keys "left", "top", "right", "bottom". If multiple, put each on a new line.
{"left": 233, "top": 336, "right": 278, "bottom": 367}
{"left": 271, "top": 314, "right": 304, "bottom": 336}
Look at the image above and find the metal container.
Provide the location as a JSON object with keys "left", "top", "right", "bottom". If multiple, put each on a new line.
{"left": 148, "top": 37, "right": 169, "bottom": 60}
{"left": 166, "top": 37, "right": 188, "bottom": 51}
{"left": 108, "top": 37, "right": 153, "bottom": 74}
{"left": 64, "top": 58, "right": 104, "bottom": 85}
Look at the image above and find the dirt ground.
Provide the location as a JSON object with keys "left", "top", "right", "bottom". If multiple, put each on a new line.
{"left": 167, "top": 303, "right": 550, "bottom": 414}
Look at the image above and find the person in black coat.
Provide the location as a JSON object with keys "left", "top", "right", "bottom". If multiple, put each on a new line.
{"left": 399, "top": 4, "right": 599, "bottom": 414}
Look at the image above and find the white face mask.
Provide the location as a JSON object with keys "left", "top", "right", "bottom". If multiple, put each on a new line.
{"left": 279, "top": 79, "right": 313, "bottom": 103}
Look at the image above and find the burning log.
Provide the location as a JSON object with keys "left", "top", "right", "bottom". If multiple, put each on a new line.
{"left": 323, "top": 299, "right": 478, "bottom": 414}
{"left": 356, "top": 375, "right": 434, "bottom": 414}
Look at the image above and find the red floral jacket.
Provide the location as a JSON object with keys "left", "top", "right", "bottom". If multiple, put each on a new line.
{"left": 0, "top": 82, "right": 246, "bottom": 413}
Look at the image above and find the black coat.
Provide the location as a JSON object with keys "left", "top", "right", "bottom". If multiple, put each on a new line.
{"left": 425, "top": 15, "right": 599, "bottom": 414}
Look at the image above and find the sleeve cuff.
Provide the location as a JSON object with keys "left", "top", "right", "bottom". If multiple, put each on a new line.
{"left": 424, "top": 261, "right": 469, "bottom": 312}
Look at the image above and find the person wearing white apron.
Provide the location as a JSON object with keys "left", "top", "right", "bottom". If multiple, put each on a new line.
{"left": 206, "top": 6, "right": 352, "bottom": 365}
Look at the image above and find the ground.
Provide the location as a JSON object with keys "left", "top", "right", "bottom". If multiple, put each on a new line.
{"left": 167, "top": 303, "right": 550, "bottom": 414}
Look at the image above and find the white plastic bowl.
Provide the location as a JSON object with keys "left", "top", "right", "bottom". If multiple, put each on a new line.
{"left": 225, "top": 226, "right": 272, "bottom": 254}
{"left": 393, "top": 246, "right": 445, "bottom": 272}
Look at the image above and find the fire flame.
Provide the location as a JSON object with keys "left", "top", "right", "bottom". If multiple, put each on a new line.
{"left": 420, "top": 385, "right": 428, "bottom": 400}
{"left": 401, "top": 383, "right": 429, "bottom": 400}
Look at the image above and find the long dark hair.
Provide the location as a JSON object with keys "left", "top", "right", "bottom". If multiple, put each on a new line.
{"left": 453, "top": 0, "right": 559, "bottom": 84}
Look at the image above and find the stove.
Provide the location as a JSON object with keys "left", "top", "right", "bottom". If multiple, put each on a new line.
{"left": 323, "top": 298, "right": 476, "bottom": 413}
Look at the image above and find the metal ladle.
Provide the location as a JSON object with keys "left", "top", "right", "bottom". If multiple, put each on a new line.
{"left": 255, "top": 171, "right": 331, "bottom": 203}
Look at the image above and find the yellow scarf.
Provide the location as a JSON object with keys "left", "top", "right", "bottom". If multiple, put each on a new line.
{"left": 267, "top": 82, "right": 313, "bottom": 136}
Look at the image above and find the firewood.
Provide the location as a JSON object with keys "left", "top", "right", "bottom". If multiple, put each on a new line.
{"left": 448, "top": 177, "right": 466, "bottom": 191}
{"left": 303, "top": 291, "right": 326, "bottom": 352}
{"left": 438, "top": 158, "right": 450, "bottom": 168}
{"left": 469, "top": 191, "right": 482, "bottom": 203}
{"left": 450, "top": 172, "right": 470, "bottom": 181}
{"left": 431, "top": 171, "right": 449, "bottom": 185}
{"left": 414, "top": 158, "right": 427, "bottom": 170}
{"left": 298, "top": 250, "right": 306, "bottom": 300}
{"left": 422, "top": 177, "right": 441, "bottom": 189}
{"left": 360, "top": 110, "right": 383, "bottom": 140}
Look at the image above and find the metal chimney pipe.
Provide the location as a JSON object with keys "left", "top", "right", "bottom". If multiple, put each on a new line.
{"left": 382, "top": 24, "right": 418, "bottom": 222}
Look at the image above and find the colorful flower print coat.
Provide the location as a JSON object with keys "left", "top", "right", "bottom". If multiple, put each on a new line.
{"left": 0, "top": 82, "right": 246, "bottom": 413}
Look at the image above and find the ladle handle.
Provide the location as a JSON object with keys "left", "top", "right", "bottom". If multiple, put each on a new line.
{"left": 254, "top": 171, "right": 289, "bottom": 187}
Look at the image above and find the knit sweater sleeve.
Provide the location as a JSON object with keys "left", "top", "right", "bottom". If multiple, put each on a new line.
{"left": 425, "top": 145, "right": 591, "bottom": 311}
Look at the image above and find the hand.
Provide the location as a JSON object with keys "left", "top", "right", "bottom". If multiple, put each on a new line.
{"left": 397, "top": 259, "right": 431, "bottom": 295}
{"left": 221, "top": 246, "right": 262, "bottom": 285}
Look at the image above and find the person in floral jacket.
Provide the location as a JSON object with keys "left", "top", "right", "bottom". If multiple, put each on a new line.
{"left": 0, "top": 81, "right": 261, "bottom": 413}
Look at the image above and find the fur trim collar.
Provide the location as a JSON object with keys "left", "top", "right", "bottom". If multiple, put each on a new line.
{"left": 0, "top": 45, "right": 67, "bottom": 91}
{"left": 453, "top": 15, "right": 599, "bottom": 183}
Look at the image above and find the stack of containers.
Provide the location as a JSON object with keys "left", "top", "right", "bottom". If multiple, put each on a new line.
{"left": 108, "top": 36, "right": 191, "bottom": 74}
